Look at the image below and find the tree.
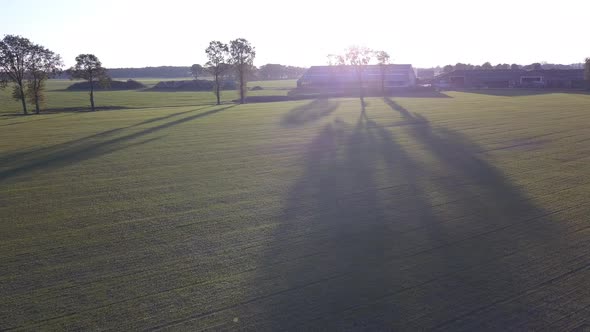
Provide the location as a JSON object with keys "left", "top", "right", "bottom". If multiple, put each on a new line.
{"left": 0, "top": 35, "right": 36, "bottom": 115}
{"left": 229, "top": 38, "right": 256, "bottom": 104}
{"left": 524, "top": 62, "right": 543, "bottom": 70}
{"left": 190, "top": 64, "right": 203, "bottom": 80}
{"left": 69, "top": 54, "right": 109, "bottom": 112}
{"left": 585, "top": 58, "right": 590, "bottom": 90}
{"left": 481, "top": 62, "right": 493, "bottom": 70}
{"left": 442, "top": 64, "right": 454, "bottom": 73}
{"left": 205, "top": 41, "right": 229, "bottom": 105}
{"left": 375, "top": 50, "right": 390, "bottom": 95}
{"left": 510, "top": 64, "right": 521, "bottom": 70}
{"left": 27, "top": 45, "right": 63, "bottom": 114}
{"left": 337, "top": 46, "right": 374, "bottom": 109}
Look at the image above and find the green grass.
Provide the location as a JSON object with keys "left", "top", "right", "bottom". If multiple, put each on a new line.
{"left": 0, "top": 79, "right": 297, "bottom": 114}
{"left": 1, "top": 90, "right": 590, "bottom": 330}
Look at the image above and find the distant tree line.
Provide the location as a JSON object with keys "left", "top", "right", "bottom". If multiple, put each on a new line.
{"left": 3, "top": 33, "right": 590, "bottom": 114}
{"left": 0, "top": 34, "right": 306, "bottom": 113}
{"left": 86, "top": 64, "right": 308, "bottom": 81}
{"left": 257, "top": 64, "right": 307, "bottom": 80}
{"left": 440, "top": 62, "right": 584, "bottom": 74}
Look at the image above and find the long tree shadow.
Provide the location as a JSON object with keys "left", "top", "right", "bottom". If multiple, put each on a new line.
{"left": 0, "top": 107, "right": 210, "bottom": 167}
{"left": 0, "top": 105, "right": 234, "bottom": 182}
{"left": 242, "top": 100, "right": 583, "bottom": 330}
{"left": 376, "top": 97, "right": 584, "bottom": 329}
{"left": 247, "top": 114, "right": 452, "bottom": 330}
{"left": 280, "top": 99, "right": 339, "bottom": 127}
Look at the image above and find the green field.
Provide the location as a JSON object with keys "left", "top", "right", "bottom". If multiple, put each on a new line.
{"left": 0, "top": 79, "right": 296, "bottom": 114}
{"left": 1, "top": 87, "right": 590, "bottom": 330}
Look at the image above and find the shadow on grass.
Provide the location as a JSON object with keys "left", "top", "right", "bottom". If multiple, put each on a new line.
{"left": 0, "top": 105, "right": 234, "bottom": 182}
{"left": 248, "top": 101, "right": 574, "bottom": 330}
{"left": 281, "top": 99, "right": 339, "bottom": 127}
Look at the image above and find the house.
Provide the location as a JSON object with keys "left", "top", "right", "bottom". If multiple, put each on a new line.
{"left": 434, "top": 69, "right": 584, "bottom": 89}
{"left": 297, "top": 64, "right": 416, "bottom": 89}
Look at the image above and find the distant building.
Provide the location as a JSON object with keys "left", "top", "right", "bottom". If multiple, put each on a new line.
{"left": 297, "top": 64, "right": 416, "bottom": 89}
{"left": 434, "top": 69, "right": 585, "bottom": 89}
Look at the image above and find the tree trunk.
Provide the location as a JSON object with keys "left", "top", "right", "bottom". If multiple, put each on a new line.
{"left": 34, "top": 95, "right": 40, "bottom": 114}
{"left": 34, "top": 80, "right": 40, "bottom": 114}
{"left": 357, "top": 68, "right": 364, "bottom": 111}
{"left": 239, "top": 67, "right": 245, "bottom": 104}
{"left": 19, "top": 84, "right": 28, "bottom": 115}
{"left": 89, "top": 80, "right": 95, "bottom": 112}
{"left": 215, "top": 74, "right": 221, "bottom": 105}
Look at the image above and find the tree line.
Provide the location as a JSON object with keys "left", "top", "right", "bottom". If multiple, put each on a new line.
{"left": 0, "top": 35, "right": 110, "bottom": 114}
{"left": 101, "top": 65, "right": 306, "bottom": 80}
{"left": 1, "top": 35, "right": 263, "bottom": 113}
{"left": 2, "top": 34, "right": 590, "bottom": 115}
{"left": 440, "top": 61, "right": 586, "bottom": 73}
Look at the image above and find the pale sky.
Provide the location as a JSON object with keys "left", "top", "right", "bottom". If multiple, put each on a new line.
{"left": 1, "top": 0, "right": 588, "bottom": 68}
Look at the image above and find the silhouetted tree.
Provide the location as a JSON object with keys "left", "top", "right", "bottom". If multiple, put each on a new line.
{"left": 229, "top": 38, "right": 256, "bottom": 104}
{"left": 454, "top": 63, "right": 468, "bottom": 70}
{"left": 0, "top": 35, "right": 37, "bottom": 115}
{"left": 27, "top": 45, "right": 63, "bottom": 114}
{"left": 337, "top": 46, "right": 374, "bottom": 109}
{"left": 442, "top": 64, "right": 454, "bottom": 73}
{"left": 375, "top": 50, "right": 390, "bottom": 95}
{"left": 190, "top": 64, "right": 203, "bottom": 80}
{"left": 69, "top": 54, "right": 109, "bottom": 112}
{"left": 524, "top": 62, "right": 543, "bottom": 70}
{"left": 481, "top": 62, "right": 493, "bottom": 70}
{"left": 511, "top": 64, "right": 521, "bottom": 70}
{"left": 495, "top": 63, "right": 510, "bottom": 70}
{"left": 205, "top": 41, "right": 229, "bottom": 105}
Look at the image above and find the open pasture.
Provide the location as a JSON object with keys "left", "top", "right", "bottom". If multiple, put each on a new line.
{"left": 1, "top": 90, "right": 590, "bottom": 330}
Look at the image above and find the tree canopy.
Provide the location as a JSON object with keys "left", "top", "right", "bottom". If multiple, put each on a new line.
{"left": 69, "top": 54, "right": 109, "bottom": 111}
{"left": 0, "top": 35, "right": 37, "bottom": 114}
{"left": 190, "top": 64, "right": 203, "bottom": 80}
{"left": 336, "top": 46, "right": 374, "bottom": 109}
{"left": 27, "top": 45, "right": 63, "bottom": 113}
{"left": 229, "top": 38, "right": 256, "bottom": 104}
{"left": 205, "top": 41, "right": 230, "bottom": 105}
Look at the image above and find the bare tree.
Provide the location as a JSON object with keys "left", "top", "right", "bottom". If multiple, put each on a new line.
{"left": 0, "top": 35, "right": 36, "bottom": 115}
{"left": 69, "top": 54, "right": 109, "bottom": 112}
{"left": 205, "top": 41, "right": 229, "bottom": 105}
{"left": 27, "top": 45, "right": 63, "bottom": 114}
{"left": 229, "top": 38, "right": 256, "bottom": 104}
{"left": 375, "top": 50, "right": 391, "bottom": 95}
{"left": 337, "top": 46, "right": 374, "bottom": 109}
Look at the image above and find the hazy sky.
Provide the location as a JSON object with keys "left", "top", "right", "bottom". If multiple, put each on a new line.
{"left": 1, "top": 0, "right": 588, "bottom": 68}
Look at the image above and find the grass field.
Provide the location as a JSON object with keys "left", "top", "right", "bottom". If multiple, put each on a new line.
{"left": 0, "top": 79, "right": 296, "bottom": 114}
{"left": 1, "top": 88, "right": 590, "bottom": 330}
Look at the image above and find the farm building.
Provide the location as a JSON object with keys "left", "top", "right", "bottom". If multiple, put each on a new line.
{"left": 297, "top": 64, "right": 416, "bottom": 89}
{"left": 435, "top": 69, "right": 585, "bottom": 89}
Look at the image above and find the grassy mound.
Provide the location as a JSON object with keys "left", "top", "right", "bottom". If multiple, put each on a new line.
{"left": 67, "top": 79, "right": 146, "bottom": 91}
{"left": 150, "top": 79, "right": 237, "bottom": 91}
